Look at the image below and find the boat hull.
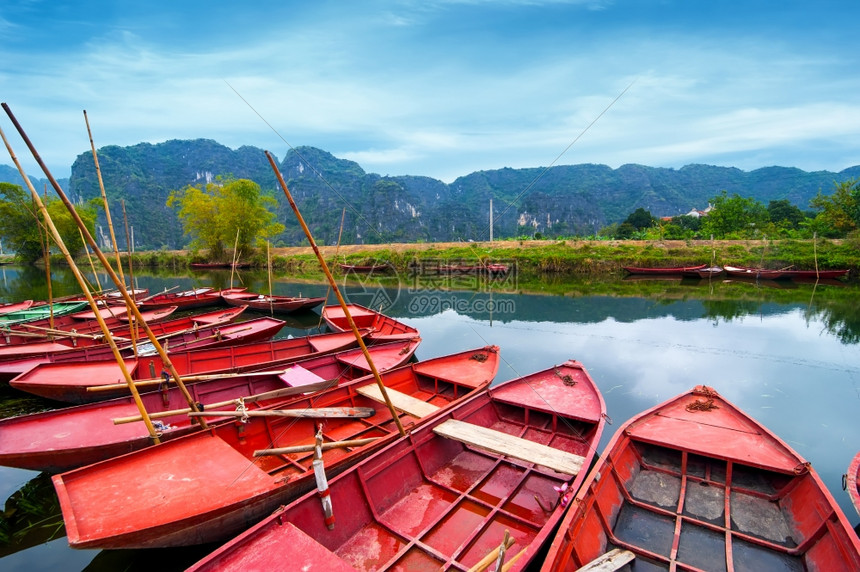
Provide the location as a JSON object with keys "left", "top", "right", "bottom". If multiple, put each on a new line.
{"left": 541, "top": 385, "right": 860, "bottom": 571}
{"left": 53, "top": 346, "right": 499, "bottom": 549}
{"left": 187, "top": 360, "right": 605, "bottom": 571}
{"left": 322, "top": 304, "right": 419, "bottom": 342}
{"left": 0, "top": 339, "right": 419, "bottom": 472}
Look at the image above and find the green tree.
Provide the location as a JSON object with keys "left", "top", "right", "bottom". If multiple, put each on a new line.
{"left": 767, "top": 199, "right": 805, "bottom": 229}
{"left": 808, "top": 178, "right": 860, "bottom": 237}
{"left": 624, "top": 208, "right": 655, "bottom": 230}
{"left": 167, "top": 178, "right": 285, "bottom": 258}
{"left": 0, "top": 183, "right": 97, "bottom": 263}
{"left": 700, "top": 191, "right": 769, "bottom": 238}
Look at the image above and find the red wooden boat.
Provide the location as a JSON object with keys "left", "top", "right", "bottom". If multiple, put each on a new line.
{"left": 0, "top": 339, "right": 420, "bottom": 472}
{"left": 725, "top": 265, "right": 850, "bottom": 281}
{"left": 1, "top": 327, "right": 362, "bottom": 395}
{"left": 0, "top": 306, "right": 247, "bottom": 366}
{"left": 222, "top": 290, "right": 326, "bottom": 314}
{"left": 339, "top": 262, "right": 391, "bottom": 273}
{"left": 191, "top": 262, "right": 251, "bottom": 269}
{"left": 0, "top": 305, "right": 178, "bottom": 347}
{"left": 188, "top": 359, "right": 605, "bottom": 571}
{"left": 847, "top": 451, "right": 860, "bottom": 519}
{"left": 440, "top": 262, "right": 510, "bottom": 274}
{"left": 137, "top": 287, "right": 223, "bottom": 310}
{"left": 541, "top": 385, "right": 860, "bottom": 572}
{"left": 9, "top": 317, "right": 287, "bottom": 403}
{"left": 623, "top": 264, "right": 707, "bottom": 275}
{"left": 53, "top": 345, "right": 500, "bottom": 549}
{"left": 0, "top": 300, "right": 35, "bottom": 315}
{"left": 322, "top": 304, "right": 419, "bottom": 342}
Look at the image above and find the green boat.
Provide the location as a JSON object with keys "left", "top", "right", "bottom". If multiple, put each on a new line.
{"left": 0, "top": 301, "right": 89, "bottom": 326}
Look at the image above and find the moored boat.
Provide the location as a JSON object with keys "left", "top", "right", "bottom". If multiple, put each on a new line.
{"left": 221, "top": 290, "right": 326, "bottom": 314}
{"left": 339, "top": 262, "right": 391, "bottom": 273}
{"left": 0, "top": 328, "right": 363, "bottom": 396}
{"left": 623, "top": 264, "right": 707, "bottom": 275}
{"left": 541, "top": 385, "right": 860, "bottom": 572}
{"left": 847, "top": 451, "right": 860, "bottom": 519}
{"left": 53, "top": 345, "right": 500, "bottom": 549}
{"left": 724, "top": 264, "right": 849, "bottom": 281}
{"left": 0, "top": 339, "right": 420, "bottom": 472}
{"left": 0, "top": 305, "right": 179, "bottom": 347}
{"left": 0, "top": 301, "right": 89, "bottom": 326}
{"left": 0, "top": 300, "right": 35, "bottom": 315}
{"left": 322, "top": 303, "right": 419, "bottom": 342}
{"left": 9, "top": 316, "right": 288, "bottom": 403}
{"left": 137, "top": 287, "right": 223, "bottom": 310}
{"left": 0, "top": 306, "right": 248, "bottom": 375}
{"left": 187, "top": 359, "right": 605, "bottom": 571}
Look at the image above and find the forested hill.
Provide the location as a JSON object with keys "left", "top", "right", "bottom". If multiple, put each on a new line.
{"left": 2, "top": 140, "right": 859, "bottom": 249}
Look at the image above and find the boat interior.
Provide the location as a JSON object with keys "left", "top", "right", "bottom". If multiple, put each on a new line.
{"left": 262, "top": 396, "right": 598, "bottom": 570}
{"left": 558, "top": 438, "right": 858, "bottom": 571}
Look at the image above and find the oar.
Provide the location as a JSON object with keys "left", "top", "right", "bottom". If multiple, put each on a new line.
{"left": 112, "top": 379, "right": 336, "bottom": 424}
{"left": 90, "top": 366, "right": 329, "bottom": 393}
{"left": 189, "top": 407, "right": 375, "bottom": 419}
{"left": 254, "top": 436, "right": 379, "bottom": 457}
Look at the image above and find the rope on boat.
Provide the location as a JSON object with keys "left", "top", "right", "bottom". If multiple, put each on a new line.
{"left": 686, "top": 398, "right": 719, "bottom": 412}
{"left": 234, "top": 397, "right": 249, "bottom": 423}
{"left": 554, "top": 368, "right": 576, "bottom": 386}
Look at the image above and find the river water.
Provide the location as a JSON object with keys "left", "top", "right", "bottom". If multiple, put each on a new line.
{"left": 0, "top": 264, "right": 858, "bottom": 570}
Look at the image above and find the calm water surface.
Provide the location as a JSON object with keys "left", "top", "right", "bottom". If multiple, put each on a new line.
{"left": 0, "top": 265, "right": 858, "bottom": 570}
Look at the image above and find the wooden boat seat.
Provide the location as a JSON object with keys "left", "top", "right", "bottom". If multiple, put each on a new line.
{"left": 576, "top": 548, "right": 635, "bottom": 571}
{"left": 433, "top": 419, "right": 586, "bottom": 476}
{"left": 356, "top": 384, "right": 440, "bottom": 418}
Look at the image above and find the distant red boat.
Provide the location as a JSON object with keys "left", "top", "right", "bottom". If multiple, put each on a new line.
{"left": 623, "top": 263, "right": 707, "bottom": 275}
{"left": 188, "top": 359, "right": 605, "bottom": 571}
{"left": 0, "top": 339, "right": 420, "bottom": 472}
{"left": 0, "top": 306, "right": 247, "bottom": 367}
{"left": 724, "top": 265, "right": 850, "bottom": 281}
{"left": 221, "top": 290, "right": 326, "bottom": 314}
{"left": 53, "top": 345, "right": 500, "bottom": 549}
{"left": 339, "top": 262, "right": 391, "bottom": 273}
{"left": 9, "top": 316, "right": 287, "bottom": 403}
{"left": 847, "top": 451, "right": 860, "bottom": 519}
{"left": 322, "top": 304, "right": 419, "bottom": 342}
{"left": 191, "top": 262, "right": 251, "bottom": 269}
{"left": 1, "top": 327, "right": 361, "bottom": 393}
{"left": 137, "top": 287, "right": 224, "bottom": 310}
{"left": 541, "top": 385, "right": 860, "bottom": 572}
{"left": 440, "top": 262, "right": 510, "bottom": 274}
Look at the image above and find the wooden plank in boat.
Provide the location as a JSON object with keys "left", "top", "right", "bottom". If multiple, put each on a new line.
{"left": 576, "top": 548, "right": 635, "bottom": 571}
{"left": 356, "top": 384, "right": 439, "bottom": 418}
{"left": 433, "top": 419, "right": 585, "bottom": 476}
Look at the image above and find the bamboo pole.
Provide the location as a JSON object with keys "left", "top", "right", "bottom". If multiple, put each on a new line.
{"left": 267, "top": 240, "right": 273, "bottom": 314}
{"left": 84, "top": 110, "right": 125, "bottom": 283}
{"left": 112, "top": 379, "right": 335, "bottom": 424}
{"left": 120, "top": 200, "right": 140, "bottom": 357}
{"left": 254, "top": 437, "right": 378, "bottom": 457}
{"left": 189, "top": 406, "right": 375, "bottom": 419}
{"left": 37, "top": 188, "right": 54, "bottom": 330}
{"left": 467, "top": 533, "right": 516, "bottom": 572}
{"left": 2, "top": 102, "right": 208, "bottom": 430}
{"left": 0, "top": 123, "right": 161, "bottom": 443}
{"left": 230, "top": 227, "right": 239, "bottom": 289}
{"left": 265, "top": 151, "right": 405, "bottom": 436}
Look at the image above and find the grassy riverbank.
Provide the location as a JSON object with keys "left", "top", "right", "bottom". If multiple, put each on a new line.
{"left": 121, "top": 238, "right": 859, "bottom": 279}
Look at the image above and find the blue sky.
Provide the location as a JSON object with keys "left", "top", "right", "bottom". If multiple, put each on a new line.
{"left": 1, "top": 0, "right": 858, "bottom": 183}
